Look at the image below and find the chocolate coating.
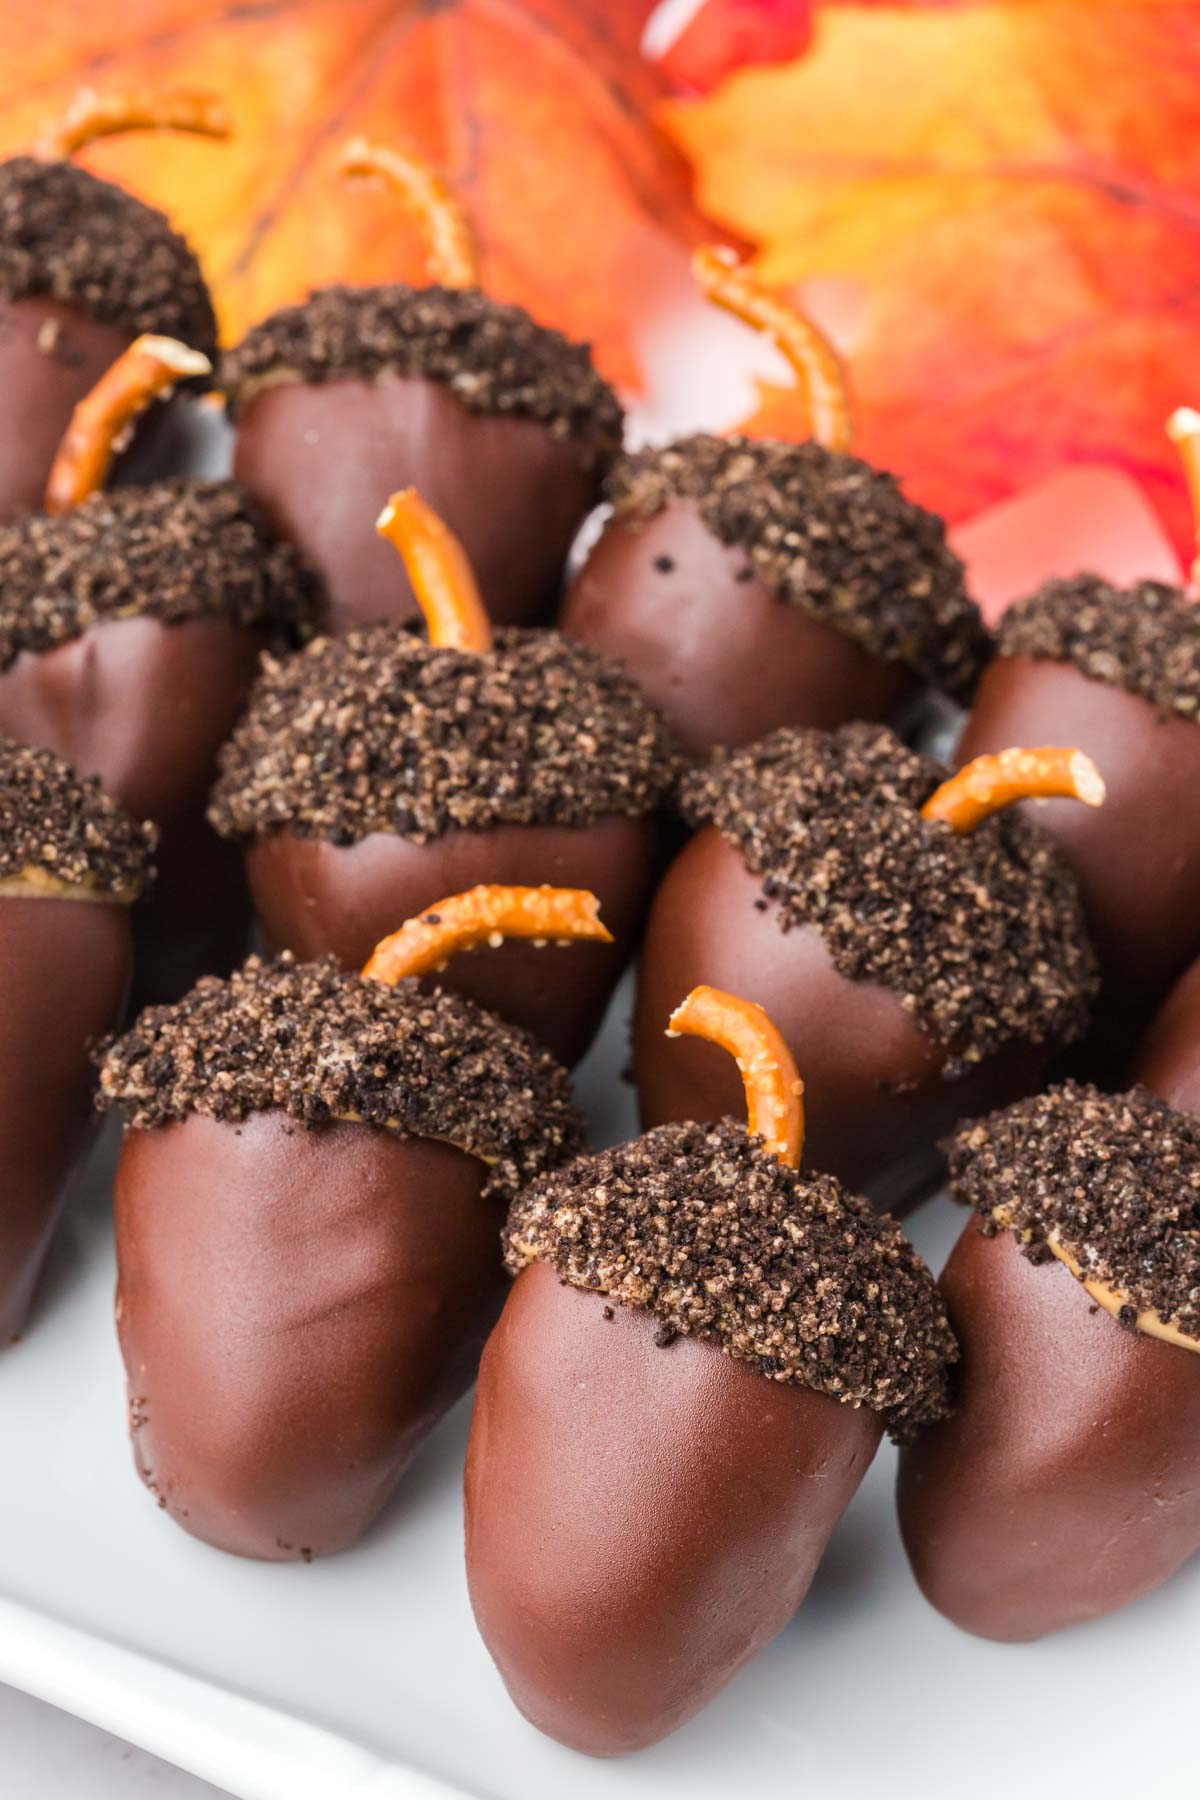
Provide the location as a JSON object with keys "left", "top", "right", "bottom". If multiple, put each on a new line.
{"left": 635, "top": 826, "right": 1045, "bottom": 1214}
{"left": 561, "top": 503, "right": 917, "bottom": 756}
{"left": 0, "top": 297, "right": 138, "bottom": 523}
{"left": 115, "top": 1110, "right": 503, "bottom": 1559}
{"left": 0, "top": 613, "right": 262, "bottom": 1005}
{"left": 232, "top": 375, "right": 598, "bottom": 634}
{"left": 465, "top": 1261, "right": 881, "bottom": 1755}
{"left": 1131, "top": 953, "right": 1200, "bottom": 1109}
{"left": 897, "top": 1223, "right": 1200, "bottom": 1639}
{"left": 245, "top": 816, "right": 660, "bottom": 1066}
{"left": 957, "top": 653, "right": 1200, "bottom": 1031}
{"left": 0, "top": 893, "right": 130, "bottom": 1342}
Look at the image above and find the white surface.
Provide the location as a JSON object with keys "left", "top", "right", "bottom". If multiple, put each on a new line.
{"left": 1, "top": 980, "right": 1199, "bottom": 1800}
{"left": 0, "top": 1684, "right": 225, "bottom": 1797}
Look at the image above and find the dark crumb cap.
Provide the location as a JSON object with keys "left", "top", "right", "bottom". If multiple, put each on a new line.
{"left": 606, "top": 434, "right": 991, "bottom": 700}
{"left": 996, "top": 573, "right": 1200, "bottom": 722}
{"left": 682, "top": 721, "right": 1097, "bottom": 1076}
{"left": 0, "top": 735, "right": 155, "bottom": 897}
{"left": 0, "top": 481, "right": 320, "bottom": 670}
{"left": 220, "top": 283, "right": 623, "bottom": 458}
{"left": 946, "top": 1082, "right": 1200, "bottom": 1341}
{"left": 505, "top": 1119, "right": 957, "bottom": 1440}
{"left": 97, "top": 954, "right": 584, "bottom": 1206}
{"left": 209, "top": 625, "right": 682, "bottom": 846}
{"left": 0, "top": 155, "right": 217, "bottom": 356}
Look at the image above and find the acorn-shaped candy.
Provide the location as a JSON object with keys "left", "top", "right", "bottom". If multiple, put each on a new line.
{"left": 561, "top": 250, "right": 990, "bottom": 755}
{"left": 209, "top": 493, "right": 680, "bottom": 1065}
{"left": 96, "top": 887, "right": 594, "bottom": 1561}
{"left": 0, "top": 736, "right": 154, "bottom": 1342}
{"left": 1132, "top": 951, "right": 1200, "bottom": 1108}
{"left": 898, "top": 1083, "right": 1200, "bottom": 1641}
{"left": 0, "top": 465, "right": 318, "bottom": 1006}
{"left": 221, "top": 143, "right": 622, "bottom": 635}
{"left": 636, "top": 723, "right": 1101, "bottom": 1214}
{"left": 956, "top": 411, "right": 1200, "bottom": 1037}
{"left": 466, "top": 986, "right": 955, "bottom": 1755}
{"left": 0, "top": 90, "right": 224, "bottom": 519}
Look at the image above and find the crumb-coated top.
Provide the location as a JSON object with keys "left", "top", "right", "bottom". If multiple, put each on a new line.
{"left": 946, "top": 1081, "right": 1200, "bottom": 1341}
{"left": 220, "top": 283, "right": 623, "bottom": 458}
{"left": 681, "top": 721, "right": 1097, "bottom": 1077}
{"left": 606, "top": 434, "right": 991, "bottom": 700}
{"left": 0, "top": 481, "right": 319, "bottom": 669}
{"left": 97, "top": 954, "right": 584, "bottom": 1205}
{"left": 0, "top": 735, "right": 154, "bottom": 897}
{"left": 0, "top": 155, "right": 217, "bottom": 356}
{"left": 506, "top": 1120, "right": 956, "bottom": 1440}
{"left": 209, "top": 625, "right": 682, "bottom": 847}
{"left": 995, "top": 573, "right": 1200, "bottom": 721}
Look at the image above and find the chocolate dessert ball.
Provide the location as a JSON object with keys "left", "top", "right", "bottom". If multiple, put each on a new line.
{"left": 898, "top": 1083, "right": 1200, "bottom": 1640}
{"left": 636, "top": 723, "right": 1099, "bottom": 1214}
{"left": 98, "top": 954, "right": 582, "bottom": 1560}
{"left": 1133, "top": 952, "right": 1200, "bottom": 1107}
{"left": 221, "top": 285, "right": 622, "bottom": 634}
{"left": 0, "top": 480, "right": 319, "bottom": 1003}
{"left": 0, "top": 153, "right": 217, "bottom": 520}
{"left": 956, "top": 575, "right": 1200, "bottom": 1035}
{"left": 562, "top": 435, "right": 991, "bottom": 755}
{"left": 210, "top": 623, "right": 680, "bottom": 1064}
{"left": 0, "top": 737, "right": 154, "bottom": 1342}
{"left": 466, "top": 989, "right": 955, "bottom": 1754}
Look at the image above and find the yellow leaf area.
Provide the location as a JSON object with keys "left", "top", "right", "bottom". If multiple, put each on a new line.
{"left": 662, "top": 2, "right": 1200, "bottom": 557}
{"left": 0, "top": 0, "right": 708, "bottom": 389}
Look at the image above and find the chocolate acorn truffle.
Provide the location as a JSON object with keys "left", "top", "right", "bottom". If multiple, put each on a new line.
{"left": 0, "top": 735, "right": 154, "bottom": 1342}
{"left": 561, "top": 249, "right": 990, "bottom": 755}
{"left": 898, "top": 1083, "right": 1200, "bottom": 1641}
{"left": 97, "top": 888, "right": 593, "bottom": 1561}
{"left": 1132, "top": 951, "right": 1200, "bottom": 1109}
{"left": 0, "top": 90, "right": 224, "bottom": 520}
{"left": 957, "top": 411, "right": 1200, "bottom": 1037}
{"left": 0, "top": 467, "right": 318, "bottom": 1005}
{"left": 210, "top": 493, "right": 680, "bottom": 1064}
{"left": 221, "top": 141, "right": 622, "bottom": 635}
{"left": 466, "top": 986, "right": 955, "bottom": 1755}
{"left": 636, "top": 723, "right": 1101, "bottom": 1214}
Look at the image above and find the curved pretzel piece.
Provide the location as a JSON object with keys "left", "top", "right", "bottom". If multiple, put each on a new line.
{"left": 922, "top": 747, "right": 1105, "bottom": 835}
{"left": 363, "top": 886, "right": 613, "bottom": 984}
{"left": 668, "top": 985, "right": 805, "bottom": 1169}
{"left": 341, "top": 137, "right": 477, "bottom": 290}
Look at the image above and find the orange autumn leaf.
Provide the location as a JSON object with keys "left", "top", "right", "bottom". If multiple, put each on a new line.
{"left": 0, "top": 0, "right": 713, "bottom": 389}
{"left": 663, "top": 1, "right": 1200, "bottom": 564}
{"left": 655, "top": 0, "right": 814, "bottom": 95}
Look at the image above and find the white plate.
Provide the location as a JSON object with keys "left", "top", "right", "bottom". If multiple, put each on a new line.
{"left": 0, "top": 970, "right": 1197, "bottom": 1800}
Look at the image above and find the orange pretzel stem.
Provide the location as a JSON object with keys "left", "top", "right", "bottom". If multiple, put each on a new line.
{"left": 922, "top": 746, "right": 1105, "bottom": 834}
{"left": 376, "top": 489, "right": 494, "bottom": 652}
{"left": 693, "top": 244, "right": 854, "bottom": 453}
{"left": 1167, "top": 407, "right": 1200, "bottom": 593}
{"left": 44, "top": 335, "right": 212, "bottom": 513}
{"left": 667, "top": 985, "right": 804, "bottom": 1170}
{"left": 35, "top": 88, "right": 231, "bottom": 160}
{"left": 341, "top": 137, "right": 477, "bottom": 290}
{"left": 363, "top": 885, "right": 613, "bottom": 984}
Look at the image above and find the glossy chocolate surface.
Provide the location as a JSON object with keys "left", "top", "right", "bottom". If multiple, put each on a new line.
{"left": 115, "top": 1110, "right": 501, "bottom": 1559}
{"left": 233, "top": 375, "right": 598, "bottom": 634}
{"left": 560, "top": 503, "right": 917, "bottom": 757}
{"left": 1133, "top": 953, "right": 1200, "bottom": 1109}
{"left": 635, "top": 826, "right": 1045, "bottom": 1215}
{"left": 897, "top": 1223, "right": 1200, "bottom": 1639}
{"left": 0, "top": 296, "right": 135, "bottom": 523}
{"left": 465, "top": 1260, "right": 881, "bottom": 1755}
{"left": 0, "top": 893, "right": 130, "bottom": 1342}
{"left": 957, "top": 654, "right": 1200, "bottom": 1031}
{"left": 246, "top": 815, "right": 660, "bottom": 1066}
{"left": 0, "top": 613, "right": 262, "bottom": 1005}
